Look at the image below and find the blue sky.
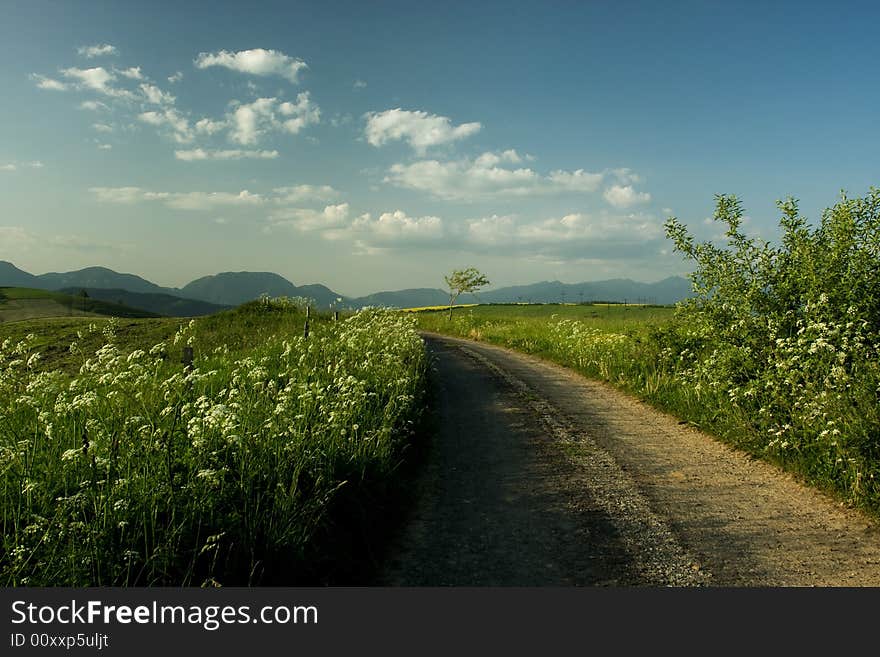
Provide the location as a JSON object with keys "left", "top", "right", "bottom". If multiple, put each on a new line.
{"left": 1, "top": 0, "right": 878, "bottom": 295}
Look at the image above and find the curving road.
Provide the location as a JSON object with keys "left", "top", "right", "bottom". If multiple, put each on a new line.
{"left": 378, "top": 333, "right": 880, "bottom": 586}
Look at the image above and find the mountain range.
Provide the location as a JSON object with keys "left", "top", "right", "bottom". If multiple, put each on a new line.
{"left": 0, "top": 261, "right": 692, "bottom": 314}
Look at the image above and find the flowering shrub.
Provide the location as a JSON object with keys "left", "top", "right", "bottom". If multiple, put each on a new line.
{"left": 0, "top": 304, "right": 426, "bottom": 585}
{"left": 664, "top": 190, "right": 880, "bottom": 502}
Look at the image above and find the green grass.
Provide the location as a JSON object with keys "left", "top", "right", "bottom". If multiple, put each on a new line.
{"left": 416, "top": 303, "right": 673, "bottom": 355}
{"left": 0, "top": 300, "right": 426, "bottom": 586}
{"left": 0, "top": 287, "right": 158, "bottom": 322}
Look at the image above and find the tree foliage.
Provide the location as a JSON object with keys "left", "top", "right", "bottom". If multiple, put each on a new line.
{"left": 444, "top": 267, "right": 490, "bottom": 319}
{"left": 663, "top": 189, "right": 880, "bottom": 502}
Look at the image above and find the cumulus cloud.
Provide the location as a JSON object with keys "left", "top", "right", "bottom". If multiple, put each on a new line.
{"left": 352, "top": 210, "right": 444, "bottom": 244}
{"left": 59, "top": 66, "right": 135, "bottom": 99}
{"left": 460, "top": 211, "right": 664, "bottom": 260}
{"left": 77, "top": 44, "right": 117, "bottom": 58}
{"left": 603, "top": 184, "right": 652, "bottom": 208}
{"left": 138, "top": 108, "right": 193, "bottom": 143}
{"left": 269, "top": 203, "right": 351, "bottom": 232}
{"left": 140, "top": 83, "right": 175, "bottom": 105}
{"left": 385, "top": 151, "right": 607, "bottom": 200}
{"left": 92, "top": 123, "right": 113, "bottom": 133}
{"left": 364, "top": 108, "right": 481, "bottom": 154}
{"left": 174, "top": 148, "right": 279, "bottom": 161}
{"left": 194, "top": 48, "right": 307, "bottom": 83}
{"left": 118, "top": 67, "right": 143, "bottom": 80}
{"left": 227, "top": 94, "right": 319, "bottom": 145}
{"left": 353, "top": 79, "right": 367, "bottom": 89}
{"left": 31, "top": 74, "right": 69, "bottom": 91}
{"left": 167, "top": 71, "right": 184, "bottom": 84}
{"left": 194, "top": 118, "right": 227, "bottom": 135}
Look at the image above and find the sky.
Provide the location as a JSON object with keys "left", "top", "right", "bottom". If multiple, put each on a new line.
{"left": 1, "top": 0, "right": 878, "bottom": 296}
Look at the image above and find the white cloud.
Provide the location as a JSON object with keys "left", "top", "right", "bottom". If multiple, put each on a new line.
{"left": 277, "top": 92, "right": 320, "bottom": 134}
{"left": 465, "top": 214, "right": 517, "bottom": 246}
{"left": 93, "top": 123, "right": 113, "bottom": 133}
{"left": 77, "top": 44, "right": 118, "bottom": 58}
{"left": 0, "top": 164, "right": 16, "bottom": 171}
{"left": 461, "top": 211, "right": 664, "bottom": 259}
{"left": 90, "top": 186, "right": 265, "bottom": 210}
{"left": 79, "top": 100, "right": 109, "bottom": 111}
{"left": 31, "top": 74, "right": 69, "bottom": 91}
{"left": 228, "top": 97, "right": 275, "bottom": 145}
{"left": 194, "top": 48, "right": 307, "bottom": 83}
{"left": 603, "top": 184, "right": 651, "bottom": 208}
{"left": 60, "top": 67, "right": 135, "bottom": 99}
{"left": 118, "top": 67, "right": 143, "bottom": 80}
{"left": 353, "top": 210, "right": 444, "bottom": 243}
{"left": 138, "top": 109, "right": 193, "bottom": 143}
{"left": 194, "top": 118, "right": 226, "bottom": 135}
{"left": 385, "top": 151, "right": 607, "bottom": 200}
{"left": 269, "top": 203, "right": 351, "bottom": 232}
{"left": 353, "top": 79, "right": 367, "bottom": 89}
{"left": 97, "top": 143, "right": 113, "bottom": 150}
{"left": 364, "top": 108, "right": 481, "bottom": 154}
{"left": 89, "top": 186, "right": 144, "bottom": 203}
{"left": 168, "top": 71, "right": 183, "bottom": 84}
{"left": 140, "top": 83, "right": 175, "bottom": 106}
{"left": 227, "top": 94, "right": 319, "bottom": 145}
{"left": 174, "top": 148, "right": 279, "bottom": 161}
{"left": 272, "top": 184, "right": 339, "bottom": 203}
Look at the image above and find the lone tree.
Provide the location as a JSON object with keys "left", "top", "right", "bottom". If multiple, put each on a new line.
{"left": 444, "top": 267, "right": 490, "bottom": 320}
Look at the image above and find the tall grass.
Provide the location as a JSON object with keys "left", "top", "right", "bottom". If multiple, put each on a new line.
{"left": 1, "top": 300, "right": 427, "bottom": 585}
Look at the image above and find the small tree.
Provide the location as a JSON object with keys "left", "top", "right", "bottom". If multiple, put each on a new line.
{"left": 444, "top": 267, "right": 490, "bottom": 320}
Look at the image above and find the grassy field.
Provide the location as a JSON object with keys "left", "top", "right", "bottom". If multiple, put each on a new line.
{"left": 0, "top": 287, "right": 158, "bottom": 323}
{"left": 0, "top": 299, "right": 427, "bottom": 585}
{"left": 415, "top": 302, "right": 880, "bottom": 515}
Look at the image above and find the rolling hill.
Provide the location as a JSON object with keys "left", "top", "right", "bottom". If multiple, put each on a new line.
{"left": 0, "top": 287, "right": 159, "bottom": 322}
{"left": 58, "top": 288, "right": 230, "bottom": 317}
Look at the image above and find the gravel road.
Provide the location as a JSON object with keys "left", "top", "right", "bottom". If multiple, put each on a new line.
{"left": 377, "top": 333, "right": 880, "bottom": 586}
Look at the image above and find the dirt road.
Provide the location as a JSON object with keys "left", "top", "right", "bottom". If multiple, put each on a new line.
{"left": 378, "top": 333, "right": 880, "bottom": 586}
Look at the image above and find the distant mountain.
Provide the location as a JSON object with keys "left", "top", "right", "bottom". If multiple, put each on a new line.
{"left": 0, "top": 261, "right": 41, "bottom": 288}
{"left": 297, "top": 284, "right": 345, "bottom": 308}
{"left": 179, "top": 272, "right": 346, "bottom": 307}
{"left": 348, "top": 277, "right": 693, "bottom": 308}
{"left": 480, "top": 277, "right": 693, "bottom": 306}
{"left": 0, "top": 261, "right": 694, "bottom": 312}
{"left": 350, "top": 288, "right": 455, "bottom": 309}
{"left": 37, "top": 266, "right": 177, "bottom": 295}
{"left": 59, "top": 288, "right": 230, "bottom": 317}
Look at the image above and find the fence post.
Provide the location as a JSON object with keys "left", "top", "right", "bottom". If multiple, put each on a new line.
{"left": 304, "top": 320, "right": 310, "bottom": 339}
{"left": 334, "top": 311, "right": 339, "bottom": 322}
{"left": 182, "top": 346, "right": 193, "bottom": 372}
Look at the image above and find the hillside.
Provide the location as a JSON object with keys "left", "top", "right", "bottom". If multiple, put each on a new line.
{"left": 58, "top": 287, "right": 229, "bottom": 317}
{"left": 0, "top": 287, "right": 159, "bottom": 322}
{"left": 36, "top": 266, "right": 178, "bottom": 295}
